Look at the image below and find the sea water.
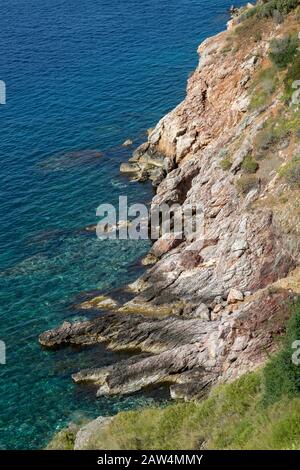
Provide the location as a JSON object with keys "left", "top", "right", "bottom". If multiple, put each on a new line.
{"left": 0, "top": 0, "right": 244, "bottom": 449}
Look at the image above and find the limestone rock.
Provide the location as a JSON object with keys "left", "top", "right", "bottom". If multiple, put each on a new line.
{"left": 227, "top": 288, "right": 244, "bottom": 304}
{"left": 74, "top": 417, "right": 113, "bottom": 450}
{"left": 120, "top": 162, "right": 140, "bottom": 174}
{"left": 151, "top": 233, "right": 183, "bottom": 258}
{"left": 141, "top": 253, "right": 158, "bottom": 266}
{"left": 192, "top": 303, "right": 210, "bottom": 321}
{"left": 78, "top": 295, "right": 118, "bottom": 311}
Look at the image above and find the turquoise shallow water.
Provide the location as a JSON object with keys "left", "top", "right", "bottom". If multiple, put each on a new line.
{"left": 0, "top": 0, "right": 245, "bottom": 449}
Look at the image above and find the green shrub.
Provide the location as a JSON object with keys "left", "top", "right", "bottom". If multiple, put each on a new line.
{"left": 254, "top": 31, "right": 262, "bottom": 42}
{"left": 47, "top": 426, "right": 78, "bottom": 450}
{"left": 220, "top": 155, "right": 232, "bottom": 170}
{"left": 272, "top": 9, "right": 284, "bottom": 23}
{"left": 263, "top": 299, "right": 300, "bottom": 405}
{"left": 275, "top": 112, "right": 300, "bottom": 137}
{"left": 260, "top": 0, "right": 299, "bottom": 17}
{"left": 253, "top": 111, "right": 297, "bottom": 156}
{"left": 278, "top": 156, "right": 300, "bottom": 186}
{"left": 254, "top": 127, "right": 277, "bottom": 154}
{"left": 242, "top": 0, "right": 300, "bottom": 20}
{"left": 236, "top": 174, "right": 258, "bottom": 195}
{"left": 249, "top": 67, "right": 278, "bottom": 110}
{"left": 242, "top": 154, "right": 259, "bottom": 173}
{"left": 249, "top": 90, "right": 270, "bottom": 110}
{"left": 269, "top": 35, "right": 298, "bottom": 69}
{"left": 284, "top": 52, "right": 300, "bottom": 102}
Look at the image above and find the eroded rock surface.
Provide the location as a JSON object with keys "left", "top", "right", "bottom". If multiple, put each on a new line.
{"left": 40, "top": 8, "right": 300, "bottom": 400}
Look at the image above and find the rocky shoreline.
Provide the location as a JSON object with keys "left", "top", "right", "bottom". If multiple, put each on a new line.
{"left": 41, "top": 1, "right": 300, "bottom": 435}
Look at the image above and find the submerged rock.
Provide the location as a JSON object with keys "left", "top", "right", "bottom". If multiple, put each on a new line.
{"left": 141, "top": 253, "right": 158, "bottom": 266}
{"left": 78, "top": 295, "right": 118, "bottom": 311}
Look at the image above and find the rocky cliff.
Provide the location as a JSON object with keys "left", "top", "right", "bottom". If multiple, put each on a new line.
{"left": 41, "top": 2, "right": 300, "bottom": 405}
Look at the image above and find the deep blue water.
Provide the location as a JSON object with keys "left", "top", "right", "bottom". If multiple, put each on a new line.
{"left": 0, "top": 0, "right": 245, "bottom": 449}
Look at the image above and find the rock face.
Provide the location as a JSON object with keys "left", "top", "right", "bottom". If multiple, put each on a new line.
{"left": 74, "top": 417, "right": 112, "bottom": 450}
{"left": 40, "top": 287, "right": 293, "bottom": 398}
{"left": 40, "top": 9, "right": 300, "bottom": 401}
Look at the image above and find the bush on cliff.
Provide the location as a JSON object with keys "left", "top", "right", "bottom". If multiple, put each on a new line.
{"left": 253, "top": 126, "right": 278, "bottom": 156}
{"left": 269, "top": 35, "right": 298, "bottom": 69}
{"left": 46, "top": 425, "right": 78, "bottom": 450}
{"left": 284, "top": 52, "right": 300, "bottom": 102}
{"left": 242, "top": 0, "right": 300, "bottom": 20}
{"left": 248, "top": 67, "right": 278, "bottom": 110}
{"left": 241, "top": 154, "right": 259, "bottom": 173}
{"left": 278, "top": 157, "right": 300, "bottom": 186}
{"left": 253, "top": 112, "right": 296, "bottom": 156}
{"left": 220, "top": 155, "right": 232, "bottom": 171}
{"left": 236, "top": 174, "right": 258, "bottom": 195}
{"left": 263, "top": 299, "right": 300, "bottom": 405}
{"left": 259, "top": 0, "right": 300, "bottom": 17}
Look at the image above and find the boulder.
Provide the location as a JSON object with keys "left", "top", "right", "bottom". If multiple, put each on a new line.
{"left": 74, "top": 417, "right": 113, "bottom": 450}
{"left": 151, "top": 233, "right": 183, "bottom": 258}
{"left": 120, "top": 162, "right": 140, "bottom": 174}
{"left": 192, "top": 303, "right": 210, "bottom": 321}
{"left": 227, "top": 288, "right": 244, "bottom": 304}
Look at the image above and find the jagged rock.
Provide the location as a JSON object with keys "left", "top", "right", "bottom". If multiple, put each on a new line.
{"left": 232, "top": 95, "right": 250, "bottom": 113}
{"left": 242, "top": 55, "right": 258, "bottom": 70}
{"left": 149, "top": 167, "right": 165, "bottom": 186}
{"left": 40, "top": 287, "right": 293, "bottom": 398}
{"left": 138, "top": 153, "right": 165, "bottom": 168}
{"left": 170, "top": 368, "right": 215, "bottom": 400}
{"left": 130, "top": 142, "right": 150, "bottom": 161}
{"left": 78, "top": 295, "right": 118, "bottom": 311}
{"left": 192, "top": 303, "right": 210, "bottom": 321}
{"left": 39, "top": 312, "right": 214, "bottom": 354}
{"left": 227, "top": 288, "right": 244, "bottom": 304}
{"left": 120, "top": 162, "right": 140, "bottom": 174}
{"left": 151, "top": 233, "right": 183, "bottom": 258}
{"left": 176, "top": 133, "right": 197, "bottom": 161}
{"left": 231, "top": 238, "right": 248, "bottom": 256}
{"left": 96, "top": 343, "right": 213, "bottom": 396}
{"left": 213, "top": 304, "right": 223, "bottom": 314}
{"left": 231, "top": 335, "right": 248, "bottom": 352}
{"left": 122, "top": 139, "right": 133, "bottom": 147}
{"left": 141, "top": 253, "right": 158, "bottom": 266}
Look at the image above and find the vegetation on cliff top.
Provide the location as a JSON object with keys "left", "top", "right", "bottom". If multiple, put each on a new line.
{"left": 242, "top": 0, "right": 300, "bottom": 21}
